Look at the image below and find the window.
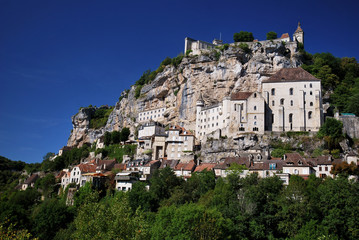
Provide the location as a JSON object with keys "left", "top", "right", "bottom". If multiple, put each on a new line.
{"left": 272, "top": 100, "right": 275, "bottom": 106}
{"left": 310, "top": 102, "right": 313, "bottom": 106}
{"left": 289, "top": 88, "right": 293, "bottom": 95}
{"left": 254, "top": 106, "right": 257, "bottom": 111}
{"left": 319, "top": 166, "right": 322, "bottom": 171}
{"left": 325, "top": 167, "right": 328, "bottom": 171}
{"left": 310, "top": 91, "right": 313, "bottom": 95}
{"left": 289, "top": 113, "right": 293, "bottom": 123}
{"left": 269, "top": 163, "right": 276, "bottom": 170}
{"left": 271, "top": 88, "right": 275, "bottom": 95}
{"left": 291, "top": 100, "right": 293, "bottom": 106}
{"left": 254, "top": 93, "right": 257, "bottom": 98}
{"left": 304, "top": 84, "right": 306, "bottom": 88}
{"left": 280, "top": 98, "right": 284, "bottom": 105}
{"left": 254, "top": 115, "right": 257, "bottom": 120}
{"left": 253, "top": 127, "right": 259, "bottom": 131}
{"left": 310, "top": 83, "right": 312, "bottom": 88}
{"left": 308, "top": 111, "right": 312, "bottom": 119}
{"left": 254, "top": 121, "right": 257, "bottom": 125}
{"left": 239, "top": 127, "right": 245, "bottom": 131}
{"left": 294, "top": 169, "right": 299, "bottom": 174}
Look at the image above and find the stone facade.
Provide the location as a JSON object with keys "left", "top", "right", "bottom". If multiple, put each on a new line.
{"left": 138, "top": 107, "right": 166, "bottom": 123}
{"left": 262, "top": 68, "right": 323, "bottom": 132}
{"left": 166, "top": 126, "right": 195, "bottom": 160}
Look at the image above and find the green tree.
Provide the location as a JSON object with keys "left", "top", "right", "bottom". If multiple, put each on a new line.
{"left": 318, "top": 118, "right": 343, "bottom": 149}
{"left": 120, "top": 127, "right": 131, "bottom": 142}
{"left": 233, "top": 31, "right": 254, "bottom": 42}
{"left": 111, "top": 131, "right": 121, "bottom": 144}
{"left": 104, "top": 131, "right": 112, "bottom": 146}
{"left": 31, "top": 198, "right": 73, "bottom": 240}
{"left": 266, "top": 31, "right": 277, "bottom": 40}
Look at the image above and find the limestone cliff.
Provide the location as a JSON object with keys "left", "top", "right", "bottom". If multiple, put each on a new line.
{"left": 67, "top": 41, "right": 303, "bottom": 147}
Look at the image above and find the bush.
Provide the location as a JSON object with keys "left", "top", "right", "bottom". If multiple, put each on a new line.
{"left": 233, "top": 31, "right": 254, "bottom": 42}
{"left": 89, "top": 107, "right": 113, "bottom": 129}
{"left": 266, "top": 31, "right": 277, "bottom": 40}
{"left": 239, "top": 43, "right": 250, "bottom": 53}
{"left": 185, "top": 49, "right": 192, "bottom": 56}
{"left": 271, "top": 148, "right": 289, "bottom": 158}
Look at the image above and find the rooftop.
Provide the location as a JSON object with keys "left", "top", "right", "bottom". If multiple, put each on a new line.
{"left": 263, "top": 68, "right": 320, "bottom": 83}
{"left": 230, "top": 92, "right": 253, "bottom": 101}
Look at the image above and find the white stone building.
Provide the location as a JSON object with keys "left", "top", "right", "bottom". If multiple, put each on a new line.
{"left": 166, "top": 125, "right": 195, "bottom": 160}
{"left": 262, "top": 68, "right": 323, "bottom": 132}
{"left": 196, "top": 92, "right": 265, "bottom": 141}
{"left": 138, "top": 107, "right": 166, "bottom": 123}
{"left": 138, "top": 122, "right": 165, "bottom": 139}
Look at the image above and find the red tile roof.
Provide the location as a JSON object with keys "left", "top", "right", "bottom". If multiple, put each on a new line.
{"left": 263, "top": 68, "right": 320, "bottom": 83}
{"left": 174, "top": 160, "right": 196, "bottom": 171}
{"left": 194, "top": 163, "right": 216, "bottom": 172}
{"left": 160, "top": 160, "right": 179, "bottom": 169}
{"left": 280, "top": 33, "right": 289, "bottom": 39}
{"left": 78, "top": 163, "right": 97, "bottom": 173}
{"left": 230, "top": 92, "right": 253, "bottom": 101}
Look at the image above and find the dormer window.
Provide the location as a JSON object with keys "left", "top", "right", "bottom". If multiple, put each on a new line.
{"left": 298, "top": 161, "right": 303, "bottom": 165}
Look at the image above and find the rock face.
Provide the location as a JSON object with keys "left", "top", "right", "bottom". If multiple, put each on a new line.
{"left": 67, "top": 41, "right": 303, "bottom": 148}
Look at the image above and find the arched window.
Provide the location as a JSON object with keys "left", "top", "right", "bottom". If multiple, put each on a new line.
{"left": 289, "top": 113, "right": 293, "bottom": 123}
{"left": 271, "top": 88, "right": 275, "bottom": 96}
{"left": 254, "top": 115, "right": 257, "bottom": 120}
{"left": 308, "top": 111, "right": 312, "bottom": 119}
{"left": 310, "top": 83, "right": 313, "bottom": 88}
{"left": 290, "top": 100, "right": 293, "bottom": 106}
{"left": 289, "top": 88, "right": 293, "bottom": 95}
{"left": 310, "top": 102, "right": 313, "bottom": 106}
{"left": 310, "top": 91, "right": 313, "bottom": 95}
{"left": 272, "top": 100, "right": 275, "bottom": 106}
{"left": 254, "top": 93, "right": 257, "bottom": 98}
{"left": 254, "top": 121, "right": 257, "bottom": 125}
{"left": 254, "top": 106, "right": 257, "bottom": 111}
{"left": 280, "top": 98, "right": 284, "bottom": 105}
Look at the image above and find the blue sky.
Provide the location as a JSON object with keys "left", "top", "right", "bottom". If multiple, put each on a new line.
{"left": 1, "top": 0, "right": 358, "bottom": 163}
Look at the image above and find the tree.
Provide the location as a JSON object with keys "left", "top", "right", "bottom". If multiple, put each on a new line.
{"left": 111, "top": 131, "right": 121, "bottom": 144}
{"left": 31, "top": 198, "right": 73, "bottom": 240}
{"left": 266, "top": 31, "right": 277, "bottom": 40}
{"left": 233, "top": 31, "right": 254, "bottom": 42}
{"left": 318, "top": 118, "right": 343, "bottom": 149}
{"left": 104, "top": 131, "right": 112, "bottom": 146}
{"left": 120, "top": 127, "right": 131, "bottom": 142}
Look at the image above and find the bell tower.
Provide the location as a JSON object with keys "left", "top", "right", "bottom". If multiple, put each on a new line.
{"left": 293, "top": 22, "right": 304, "bottom": 46}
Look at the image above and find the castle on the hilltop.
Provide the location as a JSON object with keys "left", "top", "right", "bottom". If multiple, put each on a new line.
{"left": 185, "top": 22, "right": 304, "bottom": 55}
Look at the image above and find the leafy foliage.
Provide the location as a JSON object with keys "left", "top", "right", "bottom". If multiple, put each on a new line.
{"left": 89, "top": 107, "right": 114, "bottom": 129}
{"left": 318, "top": 118, "right": 343, "bottom": 149}
{"left": 233, "top": 31, "right": 254, "bottom": 42}
{"left": 266, "top": 31, "right": 277, "bottom": 40}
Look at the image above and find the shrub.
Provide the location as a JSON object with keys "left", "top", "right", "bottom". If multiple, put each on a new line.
{"left": 266, "top": 31, "right": 277, "bottom": 40}
{"left": 239, "top": 43, "right": 250, "bottom": 53}
{"left": 89, "top": 107, "right": 113, "bottom": 129}
{"left": 185, "top": 49, "right": 192, "bottom": 56}
{"left": 233, "top": 31, "right": 254, "bottom": 42}
{"left": 134, "top": 85, "right": 142, "bottom": 99}
{"left": 271, "top": 148, "right": 289, "bottom": 158}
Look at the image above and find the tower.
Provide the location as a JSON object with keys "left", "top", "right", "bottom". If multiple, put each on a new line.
{"left": 293, "top": 22, "right": 304, "bottom": 46}
{"left": 196, "top": 93, "right": 204, "bottom": 113}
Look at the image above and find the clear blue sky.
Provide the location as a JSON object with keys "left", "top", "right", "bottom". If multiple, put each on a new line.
{"left": 1, "top": 0, "right": 358, "bottom": 163}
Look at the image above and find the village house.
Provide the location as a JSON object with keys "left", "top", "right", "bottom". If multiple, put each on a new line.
{"left": 69, "top": 162, "right": 97, "bottom": 187}
{"left": 140, "top": 160, "right": 161, "bottom": 181}
{"left": 282, "top": 153, "right": 315, "bottom": 179}
{"left": 166, "top": 125, "right": 195, "bottom": 160}
{"left": 22, "top": 174, "right": 39, "bottom": 191}
{"left": 115, "top": 171, "right": 138, "bottom": 191}
{"left": 173, "top": 160, "right": 196, "bottom": 179}
{"left": 307, "top": 156, "right": 334, "bottom": 178}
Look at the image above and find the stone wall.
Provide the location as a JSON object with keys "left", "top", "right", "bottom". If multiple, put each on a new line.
{"left": 339, "top": 115, "right": 359, "bottom": 139}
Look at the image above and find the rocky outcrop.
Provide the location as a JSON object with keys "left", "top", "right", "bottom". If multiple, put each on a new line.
{"left": 67, "top": 41, "right": 303, "bottom": 147}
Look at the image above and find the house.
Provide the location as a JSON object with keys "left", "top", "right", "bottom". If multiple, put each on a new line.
{"left": 138, "top": 122, "right": 166, "bottom": 139}
{"left": 282, "top": 153, "right": 314, "bottom": 179}
{"left": 307, "top": 156, "right": 334, "bottom": 178}
{"left": 22, "top": 174, "right": 39, "bottom": 190}
{"left": 95, "top": 159, "right": 116, "bottom": 173}
{"left": 159, "top": 159, "right": 179, "bottom": 170}
{"left": 166, "top": 125, "right": 195, "bottom": 160}
{"left": 60, "top": 169, "right": 71, "bottom": 189}
{"left": 174, "top": 160, "right": 196, "bottom": 179}
{"left": 115, "top": 171, "right": 139, "bottom": 191}
{"left": 141, "top": 160, "right": 161, "bottom": 181}
{"left": 194, "top": 163, "right": 216, "bottom": 173}
{"left": 69, "top": 163, "right": 97, "bottom": 187}
{"left": 213, "top": 157, "right": 250, "bottom": 178}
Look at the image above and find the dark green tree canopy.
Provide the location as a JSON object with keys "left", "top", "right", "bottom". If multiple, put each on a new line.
{"left": 233, "top": 31, "right": 254, "bottom": 42}
{"left": 266, "top": 31, "right": 277, "bottom": 40}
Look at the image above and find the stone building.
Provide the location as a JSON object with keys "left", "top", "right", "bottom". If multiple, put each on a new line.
{"left": 262, "top": 68, "right": 323, "bottom": 132}
{"left": 196, "top": 92, "right": 265, "bottom": 140}
{"left": 166, "top": 125, "right": 195, "bottom": 160}
{"left": 138, "top": 107, "right": 166, "bottom": 123}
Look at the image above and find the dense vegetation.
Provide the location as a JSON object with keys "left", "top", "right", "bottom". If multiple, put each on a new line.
{"left": 266, "top": 31, "right": 278, "bottom": 40}
{"left": 1, "top": 166, "right": 359, "bottom": 239}
{"left": 89, "top": 107, "right": 114, "bottom": 129}
{"left": 233, "top": 31, "right": 254, "bottom": 42}
{"left": 302, "top": 53, "right": 359, "bottom": 116}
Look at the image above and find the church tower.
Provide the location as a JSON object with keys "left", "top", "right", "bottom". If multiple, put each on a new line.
{"left": 293, "top": 22, "right": 304, "bottom": 46}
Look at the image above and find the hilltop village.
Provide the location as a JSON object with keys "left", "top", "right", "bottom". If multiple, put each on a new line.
{"left": 22, "top": 24, "right": 359, "bottom": 199}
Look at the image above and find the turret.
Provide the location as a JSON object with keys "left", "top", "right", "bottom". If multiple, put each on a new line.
{"left": 293, "top": 22, "right": 304, "bottom": 46}
{"left": 196, "top": 93, "right": 204, "bottom": 113}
